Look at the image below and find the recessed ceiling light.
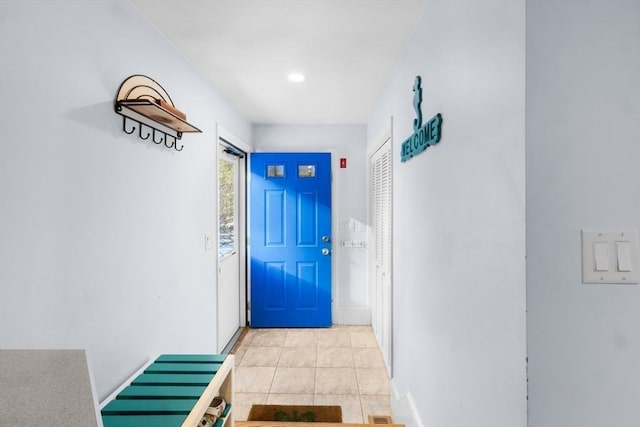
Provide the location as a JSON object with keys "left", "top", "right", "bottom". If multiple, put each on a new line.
{"left": 287, "top": 72, "right": 306, "bottom": 83}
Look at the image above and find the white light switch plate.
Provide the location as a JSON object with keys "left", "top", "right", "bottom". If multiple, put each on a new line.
{"left": 204, "top": 233, "right": 215, "bottom": 251}
{"left": 581, "top": 230, "right": 639, "bottom": 284}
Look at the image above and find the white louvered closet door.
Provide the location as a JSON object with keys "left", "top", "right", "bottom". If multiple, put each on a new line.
{"left": 370, "top": 137, "right": 392, "bottom": 375}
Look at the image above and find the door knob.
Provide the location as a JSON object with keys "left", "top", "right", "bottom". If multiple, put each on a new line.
{"left": 322, "top": 248, "right": 330, "bottom": 256}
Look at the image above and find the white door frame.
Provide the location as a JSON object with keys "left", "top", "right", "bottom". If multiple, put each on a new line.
{"left": 216, "top": 124, "right": 250, "bottom": 351}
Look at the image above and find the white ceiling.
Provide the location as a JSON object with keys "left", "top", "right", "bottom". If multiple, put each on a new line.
{"left": 131, "top": 0, "right": 426, "bottom": 124}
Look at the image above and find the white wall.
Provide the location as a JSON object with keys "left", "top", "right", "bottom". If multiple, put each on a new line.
{"left": 252, "top": 124, "right": 369, "bottom": 324}
{"left": 367, "top": 2, "right": 526, "bottom": 426}
{"left": 0, "top": 1, "right": 251, "bottom": 400}
{"left": 526, "top": 2, "right": 640, "bottom": 426}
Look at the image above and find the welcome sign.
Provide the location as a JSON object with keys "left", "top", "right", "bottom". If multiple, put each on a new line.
{"left": 400, "top": 76, "right": 443, "bottom": 162}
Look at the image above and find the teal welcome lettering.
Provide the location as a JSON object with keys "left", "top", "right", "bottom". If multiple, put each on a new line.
{"left": 401, "top": 113, "right": 442, "bottom": 162}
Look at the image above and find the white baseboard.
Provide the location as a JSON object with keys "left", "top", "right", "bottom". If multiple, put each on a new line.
{"left": 335, "top": 307, "right": 371, "bottom": 325}
{"left": 391, "top": 379, "right": 424, "bottom": 427}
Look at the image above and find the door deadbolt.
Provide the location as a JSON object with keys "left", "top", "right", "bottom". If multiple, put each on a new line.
{"left": 322, "top": 236, "right": 330, "bottom": 242}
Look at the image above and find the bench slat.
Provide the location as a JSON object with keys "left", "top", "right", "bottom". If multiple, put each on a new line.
{"left": 117, "top": 385, "right": 208, "bottom": 399}
{"left": 145, "top": 362, "right": 222, "bottom": 374}
{"left": 102, "top": 398, "right": 197, "bottom": 415}
{"left": 102, "top": 414, "right": 188, "bottom": 427}
{"left": 132, "top": 373, "right": 214, "bottom": 386}
{"left": 156, "top": 354, "right": 227, "bottom": 363}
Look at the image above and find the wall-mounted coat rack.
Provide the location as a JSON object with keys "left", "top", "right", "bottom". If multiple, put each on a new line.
{"left": 114, "top": 75, "right": 202, "bottom": 151}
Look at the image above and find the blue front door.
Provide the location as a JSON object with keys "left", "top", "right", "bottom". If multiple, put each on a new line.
{"left": 250, "top": 152, "right": 332, "bottom": 327}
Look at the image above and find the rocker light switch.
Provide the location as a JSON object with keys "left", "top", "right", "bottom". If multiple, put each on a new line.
{"left": 582, "top": 230, "right": 639, "bottom": 284}
{"left": 617, "top": 241, "right": 632, "bottom": 272}
{"left": 593, "top": 242, "right": 609, "bottom": 271}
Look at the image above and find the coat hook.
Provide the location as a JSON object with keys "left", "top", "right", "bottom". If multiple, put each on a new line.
{"left": 165, "top": 135, "right": 183, "bottom": 151}
{"left": 152, "top": 128, "right": 164, "bottom": 144}
{"left": 165, "top": 134, "right": 175, "bottom": 149}
{"left": 140, "top": 123, "right": 151, "bottom": 140}
{"left": 123, "top": 116, "right": 136, "bottom": 134}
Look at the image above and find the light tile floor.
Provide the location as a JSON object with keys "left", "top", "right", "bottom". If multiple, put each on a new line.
{"left": 230, "top": 325, "right": 392, "bottom": 423}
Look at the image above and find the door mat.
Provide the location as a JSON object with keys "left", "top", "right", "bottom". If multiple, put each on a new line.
{"left": 247, "top": 404, "right": 342, "bottom": 422}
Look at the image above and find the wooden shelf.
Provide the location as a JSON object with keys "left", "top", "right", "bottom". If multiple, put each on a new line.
{"left": 116, "top": 99, "right": 201, "bottom": 135}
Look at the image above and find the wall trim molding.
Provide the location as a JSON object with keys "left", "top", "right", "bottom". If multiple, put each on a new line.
{"left": 391, "top": 379, "right": 424, "bottom": 427}
{"left": 335, "top": 307, "right": 371, "bottom": 325}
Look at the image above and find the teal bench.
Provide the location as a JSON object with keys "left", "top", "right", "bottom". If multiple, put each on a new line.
{"left": 100, "top": 354, "right": 234, "bottom": 427}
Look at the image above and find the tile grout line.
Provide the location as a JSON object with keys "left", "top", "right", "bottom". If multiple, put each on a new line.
{"left": 350, "top": 332, "right": 366, "bottom": 423}
{"left": 349, "top": 331, "right": 367, "bottom": 423}
{"left": 266, "top": 330, "right": 286, "bottom": 402}
{"left": 266, "top": 330, "right": 282, "bottom": 398}
{"left": 315, "top": 332, "right": 320, "bottom": 404}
